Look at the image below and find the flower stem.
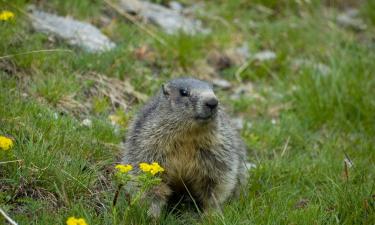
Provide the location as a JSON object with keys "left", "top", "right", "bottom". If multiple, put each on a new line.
{"left": 112, "top": 184, "right": 123, "bottom": 207}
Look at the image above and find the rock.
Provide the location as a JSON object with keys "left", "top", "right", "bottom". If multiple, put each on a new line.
{"left": 212, "top": 78, "right": 231, "bottom": 90}
{"left": 29, "top": 6, "right": 115, "bottom": 53}
{"left": 337, "top": 9, "right": 367, "bottom": 31}
{"left": 253, "top": 50, "right": 276, "bottom": 61}
{"left": 118, "top": 0, "right": 210, "bottom": 35}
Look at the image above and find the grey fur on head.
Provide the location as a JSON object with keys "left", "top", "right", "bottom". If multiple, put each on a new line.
{"left": 122, "top": 77, "right": 248, "bottom": 218}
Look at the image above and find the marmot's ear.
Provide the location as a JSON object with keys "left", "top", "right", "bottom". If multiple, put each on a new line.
{"left": 162, "top": 83, "right": 170, "bottom": 96}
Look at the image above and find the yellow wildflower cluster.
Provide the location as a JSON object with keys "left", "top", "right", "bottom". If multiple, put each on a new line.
{"left": 0, "top": 10, "right": 14, "bottom": 21}
{"left": 115, "top": 164, "right": 133, "bottom": 173}
{"left": 0, "top": 136, "right": 13, "bottom": 151}
{"left": 139, "top": 162, "right": 164, "bottom": 175}
{"left": 66, "top": 217, "right": 88, "bottom": 225}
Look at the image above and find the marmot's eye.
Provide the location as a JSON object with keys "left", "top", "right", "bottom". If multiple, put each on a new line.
{"left": 179, "top": 89, "right": 189, "bottom": 97}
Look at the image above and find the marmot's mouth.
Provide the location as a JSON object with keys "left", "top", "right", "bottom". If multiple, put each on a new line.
{"left": 195, "top": 112, "right": 217, "bottom": 121}
{"left": 196, "top": 115, "right": 211, "bottom": 120}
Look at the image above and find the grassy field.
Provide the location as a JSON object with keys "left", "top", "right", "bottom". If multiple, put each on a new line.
{"left": 1, "top": 0, "right": 374, "bottom": 224}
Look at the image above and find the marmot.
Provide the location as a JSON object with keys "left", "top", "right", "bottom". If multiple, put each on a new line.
{"left": 122, "top": 77, "right": 248, "bottom": 217}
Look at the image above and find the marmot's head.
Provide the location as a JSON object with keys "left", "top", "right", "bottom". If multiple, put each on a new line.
{"left": 161, "top": 78, "right": 219, "bottom": 124}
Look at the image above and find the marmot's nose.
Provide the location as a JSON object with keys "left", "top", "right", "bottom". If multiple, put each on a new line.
{"left": 205, "top": 98, "right": 218, "bottom": 110}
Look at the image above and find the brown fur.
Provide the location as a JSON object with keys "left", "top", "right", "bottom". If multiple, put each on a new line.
{"left": 122, "top": 78, "right": 248, "bottom": 217}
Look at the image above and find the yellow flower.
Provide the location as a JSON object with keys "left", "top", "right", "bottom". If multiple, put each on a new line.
{"left": 139, "top": 162, "right": 164, "bottom": 175}
{"left": 139, "top": 162, "right": 152, "bottom": 172}
{"left": 115, "top": 164, "right": 133, "bottom": 173}
{"left": 150, "top": 162, "right": 164, "bottom": 175}
{"left": 0, "top": 136, "right": 13, "bottom": 151}
{"left": 66, "top": 217, "right": 88, "bottom": 225}
{"left": 0, "top": 10, "right": 15, "bottom": 21}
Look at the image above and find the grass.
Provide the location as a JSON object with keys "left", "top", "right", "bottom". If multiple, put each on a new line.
{"left": 1, "top": 0, "right": 374, "bottom": 224}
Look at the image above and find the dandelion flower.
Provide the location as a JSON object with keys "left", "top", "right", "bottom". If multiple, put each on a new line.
{"left": 0, "top": 10, "right": 15, "bottom": 21}
{"left": 115, "top": 164, "right": 133, "bottom": 173}
{"left": 0, "top": 136, "right": 13, "bottom": 151}
{"left": 66, "top": 217, "right": 88, "bottom": 225}
{"left": 139, "top": 162, "right": 164, "bottom": 175}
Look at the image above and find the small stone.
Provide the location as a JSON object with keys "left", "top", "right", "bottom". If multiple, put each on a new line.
{"left": 212, "top": 78, "right": 232, "bottom": 90}
{"left": 253, "top": 50, "right": 276, "bottom": 61}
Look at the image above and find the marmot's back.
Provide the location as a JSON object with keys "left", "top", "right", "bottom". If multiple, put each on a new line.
{"left": 123, "top": 77, "right": 248, "bottom": 217}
